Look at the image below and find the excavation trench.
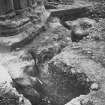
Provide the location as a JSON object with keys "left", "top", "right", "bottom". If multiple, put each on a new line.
{"left": 19, "top": 19, "right": 92, "bottom": 105}
{"left": 36, "top": 62, "right": 91, "bottom": 105}
{"left": 28, "top": 50, "right": 91, "bottom": 105}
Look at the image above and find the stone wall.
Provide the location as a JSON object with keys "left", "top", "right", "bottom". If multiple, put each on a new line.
{"left": 0, "top": 0, "right": 38, "bottom": 15}
{"left": 0, "top": 0, "right": 14, "bottom": 15}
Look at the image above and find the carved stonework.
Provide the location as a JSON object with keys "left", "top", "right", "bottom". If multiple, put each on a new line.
{"left": 13, "top": 0, "right": 28, "bottom": 10}
{"left": 0, "top": 0, "right": 46, "bottom": 50}
{"left": 0, "top": 0, "right": 14, "bottom": 15}
{"left": 0, "top": 0, "right": 37, "bottom": 16}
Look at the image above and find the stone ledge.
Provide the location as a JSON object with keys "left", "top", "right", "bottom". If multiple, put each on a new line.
{"left": 0, "top": 17, "right": 30, "bottom": 36}
{"left": 0, "top": 23, "right": 45, "bottom": 51}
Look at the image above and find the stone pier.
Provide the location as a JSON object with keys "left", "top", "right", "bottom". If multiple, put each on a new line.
{"left": 0, "top": 0, "right": 44, "bottom": 50}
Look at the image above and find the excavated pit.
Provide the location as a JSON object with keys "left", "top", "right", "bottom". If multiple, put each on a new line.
{"left": 38, "top": 64, "right": 91, "bottom": 105}
{"left": 26, "top": 48, "right": 92, "bottom": 105}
